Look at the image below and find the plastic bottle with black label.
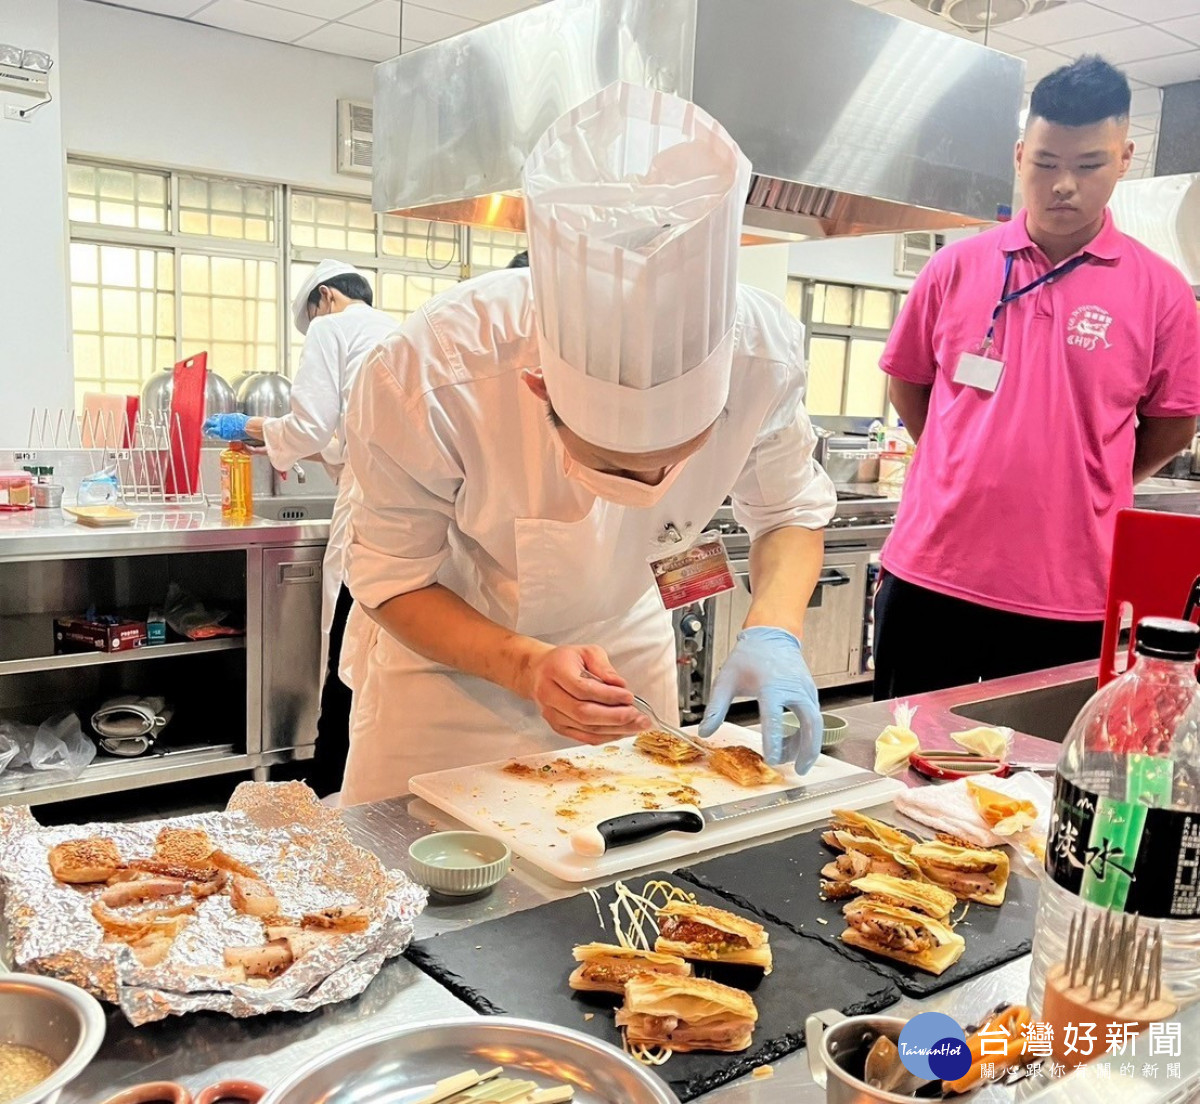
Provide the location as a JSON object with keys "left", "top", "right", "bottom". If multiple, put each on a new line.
{"left": 1029, "top": 617, "right": 1200, "bottom": 1013}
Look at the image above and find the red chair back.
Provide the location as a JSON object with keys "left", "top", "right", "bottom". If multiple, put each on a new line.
{"left": 1100, "top": 508, "right": 1200, "bottom": 686}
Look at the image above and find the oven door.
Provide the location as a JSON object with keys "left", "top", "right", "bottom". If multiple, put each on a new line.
{"left": 703, "top": 551, "right": 868, "bottom": 697}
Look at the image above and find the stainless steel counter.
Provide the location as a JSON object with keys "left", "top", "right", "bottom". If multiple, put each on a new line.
{"left": 0, "top": 506, "right": 329, "bottom": 562}
{"left": 50, "top": 662, "right": 1199, "bottom": 1103}
{"left": 0, "top": 506, "right": 330, "bottom": 805}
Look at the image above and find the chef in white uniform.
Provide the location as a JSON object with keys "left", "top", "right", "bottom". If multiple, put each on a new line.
{"left": 205, "top": 259, "right": 398, "bottom": 796}
{"left": 339, "top": 83, "right": 836, "bottom": 806}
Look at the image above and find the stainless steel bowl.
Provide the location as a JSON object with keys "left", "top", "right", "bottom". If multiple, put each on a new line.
{"left": 236, "top": 373, "right": 292, "bottom": 419}
{"left": 260, "top": 1017, "right": 679, "bottom": 1104}
{"left": 140, "top": 367, "right": 239, "bottom": 421}
{"left": 0, "top": 973, "right": 106, "bottom": 1104}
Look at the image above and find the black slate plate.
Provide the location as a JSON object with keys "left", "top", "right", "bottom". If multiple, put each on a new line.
{"left": 405, "top": 873, "right": 900, "bottom": 1102}
{"left": 678, "top": 824, "right": 1037, "bottom": 997}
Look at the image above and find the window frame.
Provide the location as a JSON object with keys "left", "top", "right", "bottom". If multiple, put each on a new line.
{"left": 67, "top": 156, "right": 523, "bottom": 396}
{"left": 788, "top": 278, "right": 907, "bottom": 419}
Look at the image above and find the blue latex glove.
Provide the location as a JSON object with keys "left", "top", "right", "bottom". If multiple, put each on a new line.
{"left": 202, "top": 412, "right": 251, "bottom": 441}
{"left": 697, "top": 626, "right": 822, "bottom": 773}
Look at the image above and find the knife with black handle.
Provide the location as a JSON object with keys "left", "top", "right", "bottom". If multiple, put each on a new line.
{"left": 571, "top": 769, "right": 883, "bottom": 856}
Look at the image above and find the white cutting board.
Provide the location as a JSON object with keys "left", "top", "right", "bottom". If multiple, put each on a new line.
{"left": 409, "top": 724, "right": 905, "bottom": 883}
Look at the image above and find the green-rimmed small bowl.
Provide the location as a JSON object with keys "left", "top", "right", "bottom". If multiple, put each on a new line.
{"left": 407, "top": 831, "right": 511, "bottom": 897}
{"left": 820, "top": 711, "right": 850, "bottom": 749}
{"left": 782, "top": 711, "right": 850, "bottom": 751}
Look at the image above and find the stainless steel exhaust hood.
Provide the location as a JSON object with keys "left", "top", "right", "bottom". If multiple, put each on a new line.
{"left": 373, "top": 0, "right": 1024, "bottom": 240}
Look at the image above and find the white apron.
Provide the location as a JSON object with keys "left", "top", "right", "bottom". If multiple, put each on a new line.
{"left": 340, "top": 587, "right": 676, "bottom": 804}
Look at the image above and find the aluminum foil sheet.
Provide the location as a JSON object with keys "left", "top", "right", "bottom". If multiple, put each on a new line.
{"left": 0, "top": 781, "right": 427, "bottom": 1024}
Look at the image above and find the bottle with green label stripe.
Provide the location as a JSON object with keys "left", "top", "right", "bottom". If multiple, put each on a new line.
{"left": 1030, "top": 618, "right": 1200, "bottom": 1015}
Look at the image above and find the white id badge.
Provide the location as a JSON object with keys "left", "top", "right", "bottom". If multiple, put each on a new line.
{"left": 953, "top": 348, "right": 1004, "bottom": 393}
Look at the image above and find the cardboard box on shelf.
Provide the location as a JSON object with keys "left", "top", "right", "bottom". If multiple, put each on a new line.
{"left": 54, "top": 617, "right": 148, "bottom": 654}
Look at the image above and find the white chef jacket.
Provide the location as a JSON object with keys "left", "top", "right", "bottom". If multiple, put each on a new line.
{"left": 339, "top": 268, "right": 835, "bottom": 805}
{"left": 261, "top": 303, "right": 400, "bottom": 657}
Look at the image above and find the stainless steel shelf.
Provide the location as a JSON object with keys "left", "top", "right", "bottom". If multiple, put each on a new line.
{"left": 0, "top": 637, "right": 245, "bottom": 678}
{"left": 0, "top": 743, "right": 244, "bottom": 806}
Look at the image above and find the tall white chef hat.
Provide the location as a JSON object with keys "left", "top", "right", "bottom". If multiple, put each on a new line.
{"left": 292, "top": 259, "right": 365, "bottom": 336}
{"left": 523, "top": 81, "right": 752, "bottom": 453}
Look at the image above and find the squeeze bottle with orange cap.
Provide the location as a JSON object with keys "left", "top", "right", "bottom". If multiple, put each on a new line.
{"left": 219, "top": 442, "right": 253, "bottom": 523}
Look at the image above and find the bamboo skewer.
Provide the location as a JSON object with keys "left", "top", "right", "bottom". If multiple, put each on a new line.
{"left": 415, "top": 1067, "right": 574, "bottom": 1104}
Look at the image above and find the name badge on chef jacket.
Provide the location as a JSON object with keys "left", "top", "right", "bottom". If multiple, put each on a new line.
{"left": 953, "top": 344, "right": 1004, "bottom": 393}
{"left": 648, "top": 530, "right": 735, "bottom": 611}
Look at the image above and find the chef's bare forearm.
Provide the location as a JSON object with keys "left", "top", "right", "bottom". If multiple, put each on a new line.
{"left": 743, "top": 525, "right": 825, "bottom": 640}
{"left": 887, "top": 379, "right": 932, "bottom": 442}
{"left": 365, "top": 584, "right": 552, "bottom": 698}
{"left": 1133, "top": 414, "right": 1197, "bottom": 483}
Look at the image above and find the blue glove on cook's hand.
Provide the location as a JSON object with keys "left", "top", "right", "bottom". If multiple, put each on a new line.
{"left": 697, "top": 626, "right": 822, "bottom": 773}
{"left": 202, "top": 412, "right": 251, "bottom": 441}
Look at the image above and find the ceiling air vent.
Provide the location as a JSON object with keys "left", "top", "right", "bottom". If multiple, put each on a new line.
{"left": 895, "top": 231, "right": 945, "bottom": 278}
{"left": 908, "top": 0, "right": 1066, "bottom": 32}
{"left": 336, "top": 99, "right": 373, "bottom": 178}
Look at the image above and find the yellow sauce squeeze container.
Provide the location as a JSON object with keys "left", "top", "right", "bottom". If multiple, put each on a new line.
{"left": 219, "top": 442, "right": 253, "bottom": 523}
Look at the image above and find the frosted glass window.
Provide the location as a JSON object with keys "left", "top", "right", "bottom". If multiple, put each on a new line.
{"left": 70, "top": 160, "right": 522, "bottom": 402}
{"left": 68, "top": 163, "right": 168, "bottom": 232}
{"left": 178, "top": 175, "right": 275, "bottom": 241}
{"left": 381, "top": 213, "right": 459, "bottom": 267}
{"left": 807, "top": 337, "right": 847, "bottom": 416}
{"left": 785, "top": 279, "right": 804, "bottom": 321}
{"left": 70, "top": 242, "right": 174, "bottom": 398}
{"left": 468, "top": 227, "right": 525, "bottom": 272}
{"left": 292, "top": 192, "right": 377, "bottom": 255}
{"left": 182, "top": 256, "right": 278, "bottom": 381}
{"left": 856, "top": 288, "right": 894, "bottom": 329}
{"left": 811, "top": 283, "right": 853, "bottom": 326}
{"left": 845, "top": 338, "right": 888, "bottom": 417}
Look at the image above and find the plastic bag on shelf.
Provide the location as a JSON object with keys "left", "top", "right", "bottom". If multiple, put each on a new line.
{"left": 0, "top": 729, "right": 20, "bottom": 777}
{"left": 164, "top": 582, "right": 243, "bottom": 640}
{"left": 1, "top": 720, "right": 37, "bottom": 771}
{"left": 27, "top": 713, "right": 96, "bottom": 779}
{"left": 1, "top": 714, "right": 95, "bottom": 780}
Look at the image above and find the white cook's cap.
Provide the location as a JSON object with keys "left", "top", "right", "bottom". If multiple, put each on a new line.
{"left": 523, "top": 81, "right": 751, "bottom": 453}
{"left": 292, "top": 259, "right": 363, "bottom": 335}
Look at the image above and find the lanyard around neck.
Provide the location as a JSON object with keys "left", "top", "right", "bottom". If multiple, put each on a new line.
{"left": 983, "top": 252, "right": 1090, "bottom": 349}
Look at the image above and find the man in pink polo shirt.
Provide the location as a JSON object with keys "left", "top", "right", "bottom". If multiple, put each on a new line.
{"left": 874, "top": 55, "right": 1200, "bottom": 698}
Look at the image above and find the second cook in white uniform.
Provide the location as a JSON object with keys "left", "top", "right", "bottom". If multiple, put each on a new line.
{"left": 339, "top": 83, "right": 836, "bottom": 804}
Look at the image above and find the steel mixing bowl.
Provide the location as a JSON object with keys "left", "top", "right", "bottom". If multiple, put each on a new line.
{"left": 140, "top": 367, "right": 238, "bottom": 421}
{"left": 261, "top": 1017, "right": 679, "bottom": 1104}
{"left": 236, "top": 373, "right": 292, "bottom": 419}
{"left": 0, "top": 973, "right": 106, "bottom": 1104}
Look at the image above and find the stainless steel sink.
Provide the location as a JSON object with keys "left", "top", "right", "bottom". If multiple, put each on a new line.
{"left": 949, "top": 677, "right": 1097, "bottom": 743}
{"left": 253, "top": 496, "right": 337, "bottom": 522}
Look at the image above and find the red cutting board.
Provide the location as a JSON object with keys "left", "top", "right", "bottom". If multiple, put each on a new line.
{"left": 165, "top": 353, "right": 207, "bottom": 496}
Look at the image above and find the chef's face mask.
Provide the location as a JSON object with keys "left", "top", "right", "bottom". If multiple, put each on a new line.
{"left": 564, "top": 453, "right": 691, "bottom": 508}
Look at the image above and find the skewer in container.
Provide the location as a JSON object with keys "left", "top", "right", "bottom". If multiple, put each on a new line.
{"left": 1041, "top": 906, "right": 1177, "bottom": 1070}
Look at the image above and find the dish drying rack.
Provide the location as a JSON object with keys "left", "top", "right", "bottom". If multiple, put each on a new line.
{"left": 26, "top": 407, "right": 209, "bottom": 506}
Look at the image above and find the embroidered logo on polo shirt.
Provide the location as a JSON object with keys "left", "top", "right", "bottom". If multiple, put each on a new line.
{"left": 1067, "top": 305, "right": 1114, "bottom": 351}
